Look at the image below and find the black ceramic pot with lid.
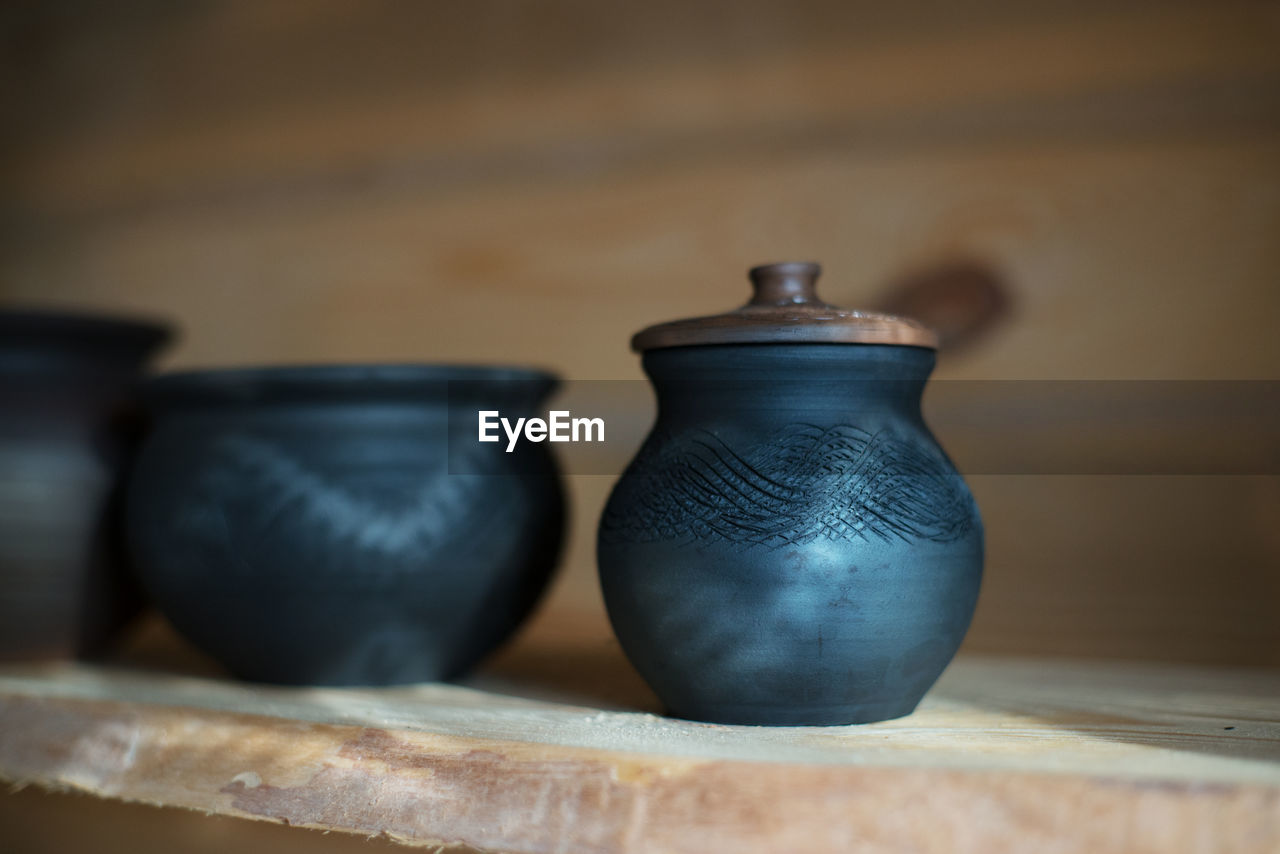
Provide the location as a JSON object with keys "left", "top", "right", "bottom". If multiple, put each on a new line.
{"left": 598, "top": 263, "right": 983, "bottom": 725}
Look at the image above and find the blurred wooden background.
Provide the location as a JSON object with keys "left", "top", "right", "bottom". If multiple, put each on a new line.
{"left": 3, "top": 1, "right": 1278, "bottom": 668}
{"left": 3, "top": 2, "right": 1278, "bottom": 849}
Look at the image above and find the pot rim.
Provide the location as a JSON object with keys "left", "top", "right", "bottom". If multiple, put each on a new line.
{"left": 0, "top": 307, "right": 174, "bottom": 356}
{"left": 144, "top": 362, "right": 560, "bottom": 408}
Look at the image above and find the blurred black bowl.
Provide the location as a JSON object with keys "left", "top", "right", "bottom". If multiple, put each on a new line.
{"left": 125, "top": 364, "right": 565, "bottom": 685}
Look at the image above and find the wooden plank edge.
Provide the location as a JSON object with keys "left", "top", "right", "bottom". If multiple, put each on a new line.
{"left": 1, "top": 694, "right": 1277, "bottom": 854}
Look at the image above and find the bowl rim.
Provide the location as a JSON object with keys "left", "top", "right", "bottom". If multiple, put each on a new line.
{"left": 143, "top": 362, "right": 560, "bottom": 408}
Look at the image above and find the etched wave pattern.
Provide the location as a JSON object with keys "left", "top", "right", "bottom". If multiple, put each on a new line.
{"left": 602, "top": 424, "right": 975, "bottom": 547}
{"left": 170, "top": 435, "right": 512, "bottom": 581}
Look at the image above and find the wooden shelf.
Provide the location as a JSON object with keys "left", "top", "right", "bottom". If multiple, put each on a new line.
{"left": 1, "top": 619, "right": 1277, "bottom": 854}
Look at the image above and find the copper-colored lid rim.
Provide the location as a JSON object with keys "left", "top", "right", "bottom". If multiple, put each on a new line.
{"left": 631, "top": 262, "right": 939, "bottom": 351}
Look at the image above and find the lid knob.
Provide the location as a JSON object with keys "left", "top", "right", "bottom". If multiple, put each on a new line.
{"left": 746, "top": 262, "right": 827, "bottom": 307}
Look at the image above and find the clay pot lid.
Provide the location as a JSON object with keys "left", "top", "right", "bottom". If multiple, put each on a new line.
{"left": 631, "top": 262, "right": 938, "bottom": 352}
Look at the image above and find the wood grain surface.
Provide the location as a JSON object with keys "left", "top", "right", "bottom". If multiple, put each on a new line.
{"left": 0, "top": 788, "right": 420, "bottom": 854}
{"left": 1, "top": 647, "right": 1277, "bottom": 853}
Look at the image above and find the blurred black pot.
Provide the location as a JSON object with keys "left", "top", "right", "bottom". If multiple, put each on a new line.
{"left": 125, "top": 364, "right": 565, "bottom": 686}
{"left": 0, "top": 308, "right": 173, "bottom": 660}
